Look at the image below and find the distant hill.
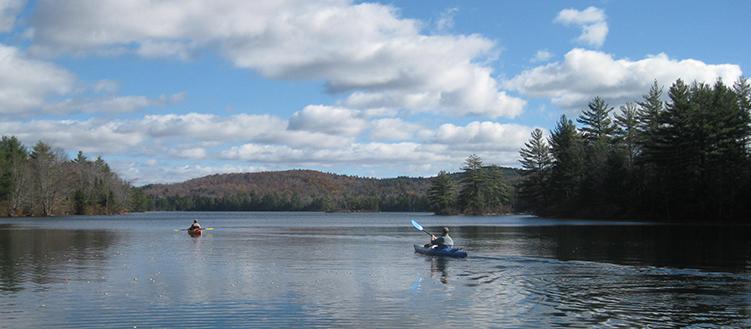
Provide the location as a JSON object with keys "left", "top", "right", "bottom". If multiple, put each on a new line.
{"left": 138, "top": 168, "right": 521, "bottom": 212}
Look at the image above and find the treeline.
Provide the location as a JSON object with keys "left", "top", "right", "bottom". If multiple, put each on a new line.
{"left": 139, "top": 170, "right": 430, "bottom": 212}
{"left": 0, "top": 136, "right": 132, "bottom": 216}
{"left": 427, "top": 155, "right": 517, "bottom": 215}
{"left": 141, "top": 192, "right": 428, "bottom": 212}
{"left": 517, "top": 78, "right": 751, "bottom": 221}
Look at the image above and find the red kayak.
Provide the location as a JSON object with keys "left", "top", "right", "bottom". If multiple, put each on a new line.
{"left": 188, "top": 228, "right": 202, "bottom": 237}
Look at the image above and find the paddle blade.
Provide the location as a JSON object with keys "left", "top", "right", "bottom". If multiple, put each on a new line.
{"left": 410, "top": 219, "right": 423, "bottom": 231}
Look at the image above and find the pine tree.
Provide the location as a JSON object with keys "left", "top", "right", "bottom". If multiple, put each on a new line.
{"left": 427, "top": 171, "right": 456, "bottom": 215}
{"left": 518, "top": 128, "right": 552, "bottom": 213}
{"left": 615, "top": 102, "right": 640, "bottom": 166}
{"left": 636, "top": 81, "right": 664, "bottom": 161}
{"left": 732, "top": 77, "right": 751, "bottom": 151}
{"left": 732, "top": 77, "right": 751, "bottom": 218}
{"left": 577, "top": 97, "right": 617, "bottom": 214}
{"left": 458, "top": 154, "right": 485, "bottom": 215}
{"left": 577, "top": 96, "right": 616, "bottom": 143}
{"left": 703, "top": 79, "right": 750, "bottom": 219}
{"left": 0, "top": 136, "right": 28, "bottom": 215}
{"left": 652, "top": 79, "right": 697, "bottom": 219}
{"left": 548, "top": 115, "right": 585, "bottom": 215}
{"left": 482, "top": 165, "right": 511, "bottom": 214}
{"left": 600, "top": 102, "right": 640, "bottom": 214}
{"left": 633, "top": 81, "right": 665, "bottom": 217}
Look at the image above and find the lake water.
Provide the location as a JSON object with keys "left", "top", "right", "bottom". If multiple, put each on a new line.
{"left": 1, "top": 212, "right": 749, "bottom": 328}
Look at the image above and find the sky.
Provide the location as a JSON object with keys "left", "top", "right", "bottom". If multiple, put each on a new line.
{"left": 0, "top": 0, "right": 748, "bottom": 185}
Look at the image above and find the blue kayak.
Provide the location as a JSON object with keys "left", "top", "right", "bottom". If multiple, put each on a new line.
{"left": 413, "top": 244, "right": 468, "bottom": 258}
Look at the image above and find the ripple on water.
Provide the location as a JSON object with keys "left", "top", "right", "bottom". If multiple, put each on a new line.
{"left": 451, "top": 256, "right": 751, "bottom": 328}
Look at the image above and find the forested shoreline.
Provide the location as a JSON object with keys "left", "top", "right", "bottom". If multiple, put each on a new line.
{"left": 426, "top": 155, "right": 517, "bottom": 215}
{"left": 516, "top": 78, "right": 751, "bottom": 221}
{"left": 0, "top": 137, "right": 132, "bottom": 216}
{"left": 3, "top": 78, "right": 748, "bottom": 221}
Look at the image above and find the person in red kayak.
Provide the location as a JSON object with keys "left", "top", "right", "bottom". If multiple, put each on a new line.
{"left": 189, "top": 219, "right": 201, "bottom": 231}
{"left": 429, "top": 227, "right": 454, "bottom": 249}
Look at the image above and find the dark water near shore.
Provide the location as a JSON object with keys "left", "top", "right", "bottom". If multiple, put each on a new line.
{"left": 1, "top": 212, "right": 749, "bottom": 328}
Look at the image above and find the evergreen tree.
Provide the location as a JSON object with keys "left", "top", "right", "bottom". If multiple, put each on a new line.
{"left": 577, "top": 96, "right": 616, "bottom": 143}
{"left": 428, "top": 170, "right": 457, "bottom": 215}
{"left": 614, "top": 102, "right": 640, "bottom": 165}
{"left": 733, "top": 77, "right": 751, "bottom": 151}
{"left": 0, "top": 136, "right": 28, "bottom": 216}
{"left": 517, "top": 78, "right": 751, "bottom": 221}
{"left": 518, "top": 128, "right": 552, "bottom": 213}
{"left": 636, "top": 81, "right": 665, "bottom": 139}
{"left": 652, "top": 79, "right": 697, "bottom": 219}
{"left": 732, "top": 77, "right": 751, "bottom": 218}
{"left": 548, "top": 115, "right": 585, "bottom": 215}
{"left": 577, "top": 98, "right": 617, "bottom": 214}
{"left": 611, "top": 103, "right": 640, "bottom": 213}
{"left": 458, "top": 154, "right": 485, "bottom": 215}
{"left": 482, "top": 165, "right": 511, "bottom": 214}
{"left": 702, "top": 79, "right": 750, "bottom": 218}
{"left": 634, "top": 81, "right": 665, "bottom": 216}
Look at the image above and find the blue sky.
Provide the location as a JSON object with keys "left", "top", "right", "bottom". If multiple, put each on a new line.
{"left": 1, "top": 0, "right": 748, "bottom": 185}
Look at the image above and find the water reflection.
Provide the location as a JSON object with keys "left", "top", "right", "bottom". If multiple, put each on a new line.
{"left": 430, "top": 257, "right": 448, "bottom": 284}
{"left": 0, "top": 213, "right": 748, "bottom": 328}
{"left": 457, "top": 224, "right": 751, "bottom": 272}
{"left": 0, "top": 224, "right": 118, "bottom": 292}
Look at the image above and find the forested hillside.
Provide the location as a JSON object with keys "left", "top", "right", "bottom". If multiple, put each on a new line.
{"left": 139, "top": 167, "right": 520, "bottom": 213}
{"left": 139, "top": 170, "right": 430, "bottom": 212}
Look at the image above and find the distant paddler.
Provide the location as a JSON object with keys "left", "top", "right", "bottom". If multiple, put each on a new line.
{"left": 188, "top": 219, "right": 202, "bottom": 236}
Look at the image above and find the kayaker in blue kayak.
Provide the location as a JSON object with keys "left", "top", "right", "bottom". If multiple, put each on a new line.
{"left": 427, "top": 227, "right": 453, "bottom": 249}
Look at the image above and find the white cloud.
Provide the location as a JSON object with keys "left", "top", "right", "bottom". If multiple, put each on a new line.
{"left": 3, "top": 111, "right": 538, "bottom": 183}
{"left": 116, "top": 161, "right": 265, "bottom": 185}
{"left": 0, "top": 44, "right": 74, "bottom": 114}
{"left": 431, "top": 121, "right": 533, "bottom": 152}
{"left": 506, "top": 48, "right": 743, "bottom": 111}
{"left": 133, "top": 112, "right": 347, "bottom": 149}
{"left": 136, "top": 113, "right": 285, "bottom": 140}
{"left": 44, "top": 92, "right": 185, "bottom": 114}
{"left": 531, "top": 50, "right": 553, "bottom": 63}
{"left": 555, "top": 6, "right": 605, "bottom": 25}
{"left": 28, "top": 0, "right": 525, "bottom": 118}
{"left": 554, "top": 7, "right": 608, "bottom": 48}
{"left": 136, "top": 40, "right": 195, "bottom": 60}
{"left": 369, "top": 118, "right": 427, "bottom": 142}
{"left": 0, "top": 119, "right": 144, "bottom": 153}
{"left": 0, "top": 0, "right": 23, "bottom": 32}
{"left": 93, "top": 79, "right": 120, "bottom": 93}
{"left": 222, "top": 142, "right": 448, "bottom": 164}
{"left": 288, "top": 105, "right": 367, "bottom": 136}
{"left": 434, "top": 7, "right": 458, "bottom": 33}
{"left": 0, "top": 43, "right": 182, "bottom": 116}
{"left": 170, "top": 147, "right": 207, "bottom": 160}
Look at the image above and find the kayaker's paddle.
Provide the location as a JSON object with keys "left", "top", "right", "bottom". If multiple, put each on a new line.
{"left": 411, "top": 219, "right": 433, "bottom": 236}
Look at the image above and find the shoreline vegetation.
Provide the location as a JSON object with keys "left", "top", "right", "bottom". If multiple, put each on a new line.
{"left": 517, "top": 78, "right": 750, "bottom": 222}
{"left": 1, "top": 77, "right": 748, "bottom": 222}
{"left": 0, "top": 138, "right": 131, "bottom": 217}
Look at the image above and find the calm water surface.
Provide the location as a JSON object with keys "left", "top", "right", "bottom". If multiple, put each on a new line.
{"left": 0, "top": 212, "right": 749, "bottom": 328}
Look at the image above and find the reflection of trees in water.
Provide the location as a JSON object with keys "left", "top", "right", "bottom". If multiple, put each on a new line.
{"left": 452, "top": 224, "right": 751, "bottom": 272}
{"left": 0, "top": 224, "right": 118, "bottom": 292}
